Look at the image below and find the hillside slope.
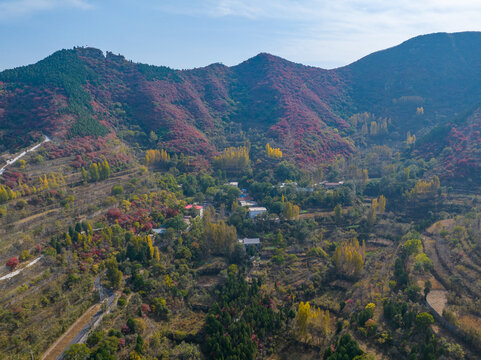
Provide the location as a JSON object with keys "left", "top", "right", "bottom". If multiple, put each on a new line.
{"left": 341, "top": 32, "right": 481, "bottom": 138}
{"left": 2, "top": 32, "right": 481, "bottom": 168}
{"left": 0, "top": 48, "right": 353, "bottom": 165}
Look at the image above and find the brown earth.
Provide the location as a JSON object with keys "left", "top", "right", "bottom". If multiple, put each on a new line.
{"left": 41, "top": 303, "right": 101, "bottom": 360}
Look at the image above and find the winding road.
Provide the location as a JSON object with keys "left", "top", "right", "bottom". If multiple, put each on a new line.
{"left": 0, "top": 256, "right": 43, "bottom": 281}
{"left": 41, "top": 273, "right": 118, "bottom": 360}
{"left": 0, "top": 135, "right": 50, "bottom": 175}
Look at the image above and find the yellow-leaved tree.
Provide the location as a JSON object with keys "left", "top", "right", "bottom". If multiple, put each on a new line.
{"left": 296, "top": 301, "right": 331, "bottom": 344}
{"left": 378, "top": 195, "right": 386, "bottom": 213}
{"left": 213, "top": 146, "right": 249, "bottom": 171}
{"left": 145, "top": 149, "right": 170, "bottom": 165}
{"left": 407, "top": 176, "right": 440, "bottom": 199}
{"left": 266, "top": 143, "right": 283, "bottom": 158}
{"left": 283, "top": 201, "right": 300, "bottom": 220}
{"left": 0, "top": 184, "right": 19, "bottom": 203}
{"left": 333, "top": 238, "right": 366, "bottom": 277}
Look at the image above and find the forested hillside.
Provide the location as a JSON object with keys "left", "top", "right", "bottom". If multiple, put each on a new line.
{"left": 2, "top": 32, "right": 481, "bottom": 173}
{"left": 2, "top": 32, "right": 481, "bottom": 360}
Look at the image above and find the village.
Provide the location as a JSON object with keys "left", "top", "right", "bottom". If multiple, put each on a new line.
{"left": 0, "top": 132, "right": 476, "bottom": 360}
{"left": 150, "top": 179, "right": 347, "bottom": 255}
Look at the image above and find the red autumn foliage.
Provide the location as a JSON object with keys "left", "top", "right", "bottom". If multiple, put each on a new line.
{"left": 0, "top": 47, "right": 354, "bottom": 166}
{"left": 416, "top": 107, "right": 481, "bottom": 181}
{"left": 107, "top": 208, "right": 122, "bottom": 220}
{"left": 141, "top": 303, "right": 151, "bottom": 313}
{"left": 165, "top": 208, "right": 179, "bottom": 218}
{"left": 6, "top": 257, "right": 19, "bottom": 270}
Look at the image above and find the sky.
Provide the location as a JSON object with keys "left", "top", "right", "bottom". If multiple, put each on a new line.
{"left": 1, "top": 0, "right": 481, "bottom": 71}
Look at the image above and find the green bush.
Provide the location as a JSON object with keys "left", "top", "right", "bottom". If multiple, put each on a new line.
{"left": 111, "top": 184, "right": 124, "bottom": 196}
{"left": 117, "top": 296, "right": 127, "bottom": 308}
{"left": 70, "top": 116, "right": 108, "bottom": 138}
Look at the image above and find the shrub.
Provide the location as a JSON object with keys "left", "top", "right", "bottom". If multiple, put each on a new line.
{"left": 126, "top": 318, "right": 137, "bottom": 333}
{"left": 6, "top": 257, "right": 19, "bottom": 269}
{"left": 151, "top": 297, "right": 170, "bottom": 320}
{"left": 118, "top": 296, "right": 127, "bottom": 308}
{"left": 324, "top": 333, "right": 363, "bottom": 360}
{"left": 86, "top": 331, "right": 103, "bottom": 347}
{"left": 15, "top": 199, "right": 28, "bottom": 210}
{"left": 414, "top": 252, "right": 433, "bottom": 272}
{"left": 405, "top": 285, "right": 421, "bottom": 302}
{"left": 32, "top": 154, "right": 44, "bottom": 164}
{"left": 442, "top": 309, "right": 457, "bottom": 326}
{"left": 415, "top": 312, "right": 434, "bottom": 331}
{"left": 111, "top": 184, "right": 124, "bottom": 196}
{"left": 17, "top": 159, "right": 26, "bottom": 169}
{"left": 20, "top": 250, "right": 30, "bottom": 261}
{"left": 271, "top": 254, "right": 285, "bottom": 265}
{"left": 107, "top": 208, "right": 122, "bottom": 220}
{"left": 64, "top": 343, "right": 90, "bottom": 360}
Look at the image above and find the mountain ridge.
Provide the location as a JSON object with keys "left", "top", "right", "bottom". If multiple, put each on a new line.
{"left": 2, "top": 31, "right": 481, "bottom": 171}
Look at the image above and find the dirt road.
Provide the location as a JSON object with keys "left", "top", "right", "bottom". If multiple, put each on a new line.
{"left": 41, "top": 303, "right": 102, "bottom": 360}
{"left": 41, "top": 274, "right": 117, "bottom": 360}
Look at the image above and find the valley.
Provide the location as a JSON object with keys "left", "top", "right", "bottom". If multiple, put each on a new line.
{"left": 1, "top": 32, "right": 481, "bottom": 360}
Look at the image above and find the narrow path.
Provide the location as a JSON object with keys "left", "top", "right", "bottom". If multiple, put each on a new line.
{"left": 0, "top": 256, "right": 43, "bottom": 281}
{"left": 41, "top": 274, "right": 118, "bottom": 360}
{"left": 11, "top": 208, "right": 60, "bottom": 227}
{"left": 0, "top": 135, "right": 50, "bottom": 175}
{"left": 41, "top": 303, "right": 102, "bottom": 360}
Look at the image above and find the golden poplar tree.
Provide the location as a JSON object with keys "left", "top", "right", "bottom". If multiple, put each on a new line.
{"left": 297, "top": 302, "right": 311, "bottom": 336}
{"left": 213, "top": 146, "right": 249, "bottom": 170}
{"left": 266, "top": 143, "right": 283, "bottom": 158}
{"left": 378, "top": 195, "right": 386, "bottom": 213}
{"left": 333, "top": 238, "right": 365, "bottom": 277}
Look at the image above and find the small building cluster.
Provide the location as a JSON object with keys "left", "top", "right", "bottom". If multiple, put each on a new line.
{"left": 238, "top": 237, "right": 260, "bottom": 247}
{"left": 318, "top": 181, "right": 344, "bottom": 188}
{"left": 151, "top": 228, "right": 166, "bottom": 235}
{"left": 278, "top": 182, "right": 314, "bottom": 192}
{"left": 150, "top": 203, "right": 204, "bottom": 236}
{"left": 231, "top": 181, "right": 268, "bottom": 218}
{"left": 185, "top": 204, "right": 204, "bottom": 218}
{"left": 247, "top": 207, "right": 267, "bottom": 218}
{"left": 239, "top": 200, "right": 257, "bottom": 207}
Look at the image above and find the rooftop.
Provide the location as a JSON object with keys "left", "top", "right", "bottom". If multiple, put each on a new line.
{"left": 248, "top": 207, "right": 267, "bottom": 212}
{"left": 239, "top": 238, "right": 260, "bottom": 245}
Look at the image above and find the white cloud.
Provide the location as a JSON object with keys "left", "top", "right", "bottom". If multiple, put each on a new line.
{"left": 158, "top": 0, "right": 481, "bottom": 67}
{"left": 0, "top": 0, "right": 92, "bottom": 21}
{"left": 202, "top": 0, "right": 481, "bottom": 21}
{"left": 275, "top": 0, "right": 481, "bottom": 67}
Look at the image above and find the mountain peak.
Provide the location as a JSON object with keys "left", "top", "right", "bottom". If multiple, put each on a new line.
{"left": 3, "top": 32, "right": 481, "bottom": 167}
{"left": 236, "top": 52, "right": 297, "bottom": 68}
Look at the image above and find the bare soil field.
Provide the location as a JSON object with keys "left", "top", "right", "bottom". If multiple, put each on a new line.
{"left": 426, "top": 289, "right": 448, "bottom": 315}
{"left": 426, "top": 218, "right": 454, "bottom": 234}
{"left": 458, "top": 314, "right": 481, "bottom": 333}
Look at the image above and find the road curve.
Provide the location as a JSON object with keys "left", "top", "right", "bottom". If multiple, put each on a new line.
{"left": 41, "top": 273, "right": 117, "bottom": 360}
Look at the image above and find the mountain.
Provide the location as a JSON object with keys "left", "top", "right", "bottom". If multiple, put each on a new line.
{"left": 0, "top": 49, "right": 354, "bottom": 166}
{"left": 341, "top": 32, "right": 481, "bottom": 139}
{"left": 2, "top": 32, "right": 481, "bottom": 169}
{"left": 416, "top": 103, "right": 481, "bottom": 181}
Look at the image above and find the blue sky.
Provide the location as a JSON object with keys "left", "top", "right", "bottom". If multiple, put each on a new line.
{"left": 1, "top": 0, "right": 481, "bottom": 71}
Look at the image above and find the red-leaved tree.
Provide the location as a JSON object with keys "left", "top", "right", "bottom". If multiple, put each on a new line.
{"left": 6, "top": 257, "right": 19, "bottom": 270}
